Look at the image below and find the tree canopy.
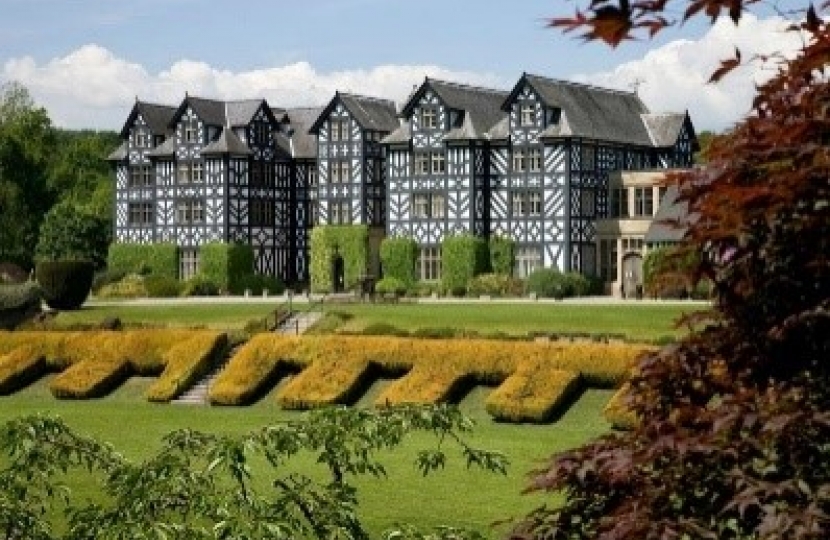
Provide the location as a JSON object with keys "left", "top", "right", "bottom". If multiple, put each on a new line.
{"left": 514, "top": 3, "right": 830, "bottom": 539}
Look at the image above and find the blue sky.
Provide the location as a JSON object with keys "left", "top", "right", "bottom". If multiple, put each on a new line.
{"left": 0, "top": 0, "right": 805, "bottom": 131}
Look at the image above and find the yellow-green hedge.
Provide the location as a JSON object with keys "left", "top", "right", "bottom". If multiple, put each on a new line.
{"left": 0, "top": 346, "right": 46, "bottom": 395}
{"left": 0, "top": 330, "right": 225, "bottom": 401}
{"left": 603, "top": 383, "right": 639, "bottom": 429}
{"left": 213, "top": 335, "right": 648, "bottom": 421}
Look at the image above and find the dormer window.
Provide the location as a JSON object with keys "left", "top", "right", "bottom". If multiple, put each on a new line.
{"left": 254, "top": 123, "right": 269, "bottom": 145}
{"left": 420, "top": 107, "right": 438, "bottom": 129}
{"left": 520, "top": 103, "right": 535, "bottom": 126}
{"left": 185, "top": 125, "right": 199, "bottom": 144}
{"left": 134, "top": 131, "right": 149, "bottom": 148}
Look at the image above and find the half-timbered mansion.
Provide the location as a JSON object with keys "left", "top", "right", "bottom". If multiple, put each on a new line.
{"left": 109, "top": 73, "right": 696, "bottom": 288}
{"left": 108, "top": 97, "right": 319, "bottom": 283}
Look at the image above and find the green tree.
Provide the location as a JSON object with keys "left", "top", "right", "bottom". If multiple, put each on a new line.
{"left": 1, "top": 406, "right": 505, "bottom": 540}
{"left": 35, "top": 200, "right": 110, "bottom": 269}
{"left": 0, "top": 83, "right": 56, "bottom": 269}
{"left": 515, "top": 3, "right": 830, "bottom": 539}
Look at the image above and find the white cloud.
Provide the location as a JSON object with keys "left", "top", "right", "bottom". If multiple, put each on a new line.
{"left": 574, "top": 14, "right": 804, "bottom": 132}
{"left": 1, "top": 16, "right": 805, "bottom": 132}
{"left": 2, "top": 44, "right": 505, "bottom": 129}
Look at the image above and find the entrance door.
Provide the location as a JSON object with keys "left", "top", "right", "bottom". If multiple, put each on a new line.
{"left": 331, "top": 255, "right": 345, "bottom": 293}
{"left": 622, "top": 253, "right": 643, "bottom": 299}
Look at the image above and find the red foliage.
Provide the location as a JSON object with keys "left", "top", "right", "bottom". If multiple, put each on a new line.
{"left": 515, "top": 3, "right": 830, "bottom": 539}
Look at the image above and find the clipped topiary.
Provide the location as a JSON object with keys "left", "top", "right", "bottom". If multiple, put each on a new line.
{"left": 0, "top": 282, "right": 42, "bottom": 329}
{"left": 35, "top": 260, "right": 94, "bottom": 310}
{"left": 525, "top": 268, "right": 572, "bottom": 299}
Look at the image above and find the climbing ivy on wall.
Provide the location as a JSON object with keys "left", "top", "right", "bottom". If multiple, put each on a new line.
{"left": 309, "top": 225, "right": 369, "bottom": 293}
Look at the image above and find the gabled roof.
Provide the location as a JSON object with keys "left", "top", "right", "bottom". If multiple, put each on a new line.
{"left": 146, "top": 137, "right": 176, "bottom": 158}
{"left": 644, "top": 184, "right": 691, "bottom": 243}
{"left": 278, "top": 107, "right": 323, "bottom": 159}
{"left": 511, "top": 74, "right": 653, "bottom": 146}
{"left": 168, "top": 96, "right": 278, "bottom": 129}
{"left": 398, "top": 78, "right": 509, "bottom": 140}
{"left": 309, "top": 93, "right": 399, "bottom": 134}
{"left": 106, "top": 141, "right": 128, "bottom": 161}
{"left": 641, "top": 112, "right": 698, "bottom": 149}
{"left": 381, "top": 121, "right": 411, "bottom": 145}
{"left": 201, "top": 129, "right": 252, "bottom": 156}
{"left": 119, "top": 101, "right": 177, "bottom": 139}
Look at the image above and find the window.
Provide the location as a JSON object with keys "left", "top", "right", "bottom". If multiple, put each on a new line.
{"left": 309, "top": 167, "right": 318, "bottom": 189}
{"left": 129, "top": 166, "right": 153, "bottom": 188}
{"left": 178, "top": 164, "right": 190, "bottom": 184}
{"left": 329, "top": 200, "right": 351, "bottom": 224}
{"left": 417, "top": 247, "right": 442, "bottom": 281}
{"left": 254, "top": 123, "right": 269, "bottom": 144}
{"left": 420, "top": 107, "right": 438, "bottom": 129}
{"left": 412, "top": 193, "right": 444, "bottom": 219}
{"left": 330, "top": 119, "right": 348, "bottom": 142}
{"left": 609, "top": 187, "right": 629, "bottom": 218}
{"left": 520, "top": 103, "right": 535, "bottom": 126}
{"left": 133, "top": 130, "right": 149, "bottom": 148}
{"left": 431, "top": 152, "right": 446, "bottom": 174}
{"left": 581, "top": 145, "right": 596, "bottom": 170}
{"left": 514, "top": 247, "right": 542, "bottom": 279}
{"left": 512, "top": 149, "right": 527, "bottom": 172}
{"left": 430, "top": 193, "right": 446, "bottom": 218}
{"left": 191, "top": 162, "right": 204, "bottom": 183}
{"left": 179, "top": 249, "right": 199, "bottom": 281}
{"left": 528, "top": 148, "right": 542, "bottom": 172}
{"left": 622, "top": 237, "right": 644, "bottom": 252}
{"left": 184, "top": 124, "right": 198, "bottom": 144}
{"left": 250, "top": 199, "right": 275, "bottom": 227}
{"left": 128, "top": 202, "right": 154, "bottom": 226}
{"left": 413, "top": 153, "right": 430, "bottom": 176}
{"left": 329, "top": 161, "right": 351, "bottom": 183}
{"left": 250, "top": 162, "right": 264, "bottom": 187}
{"left": 511, "top": 191, "right": 542, "bottom": 217}
{"left": 634, "top": 187, "right": 654, "bottom": 217}
{"left": 176, "top": 199, "right": 204, "bottom": 225}
{"left": 580, "top": 189, "right": 595, "bottom": 217}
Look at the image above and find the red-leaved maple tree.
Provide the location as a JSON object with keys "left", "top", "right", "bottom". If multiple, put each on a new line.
{"left": 513, "top": 2, "right": 830, "bottom": 539}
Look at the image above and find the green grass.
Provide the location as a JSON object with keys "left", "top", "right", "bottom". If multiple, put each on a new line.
{"left": 54, "top": 301, "right": 697, "bottom": 341}
{"left": 0, "top": 377, "right": 613, "bottom": 537}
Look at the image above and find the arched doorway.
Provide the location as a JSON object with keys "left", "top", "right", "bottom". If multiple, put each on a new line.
{"left": 331, "top": 253, "right": 345, "bottom": 293}
{"left": 621, "top": 253, "right": 643, "bottom": 299}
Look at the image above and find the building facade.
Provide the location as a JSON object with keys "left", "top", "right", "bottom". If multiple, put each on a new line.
{"left": 108, "top": 97, "right": 314, "bottom": 284}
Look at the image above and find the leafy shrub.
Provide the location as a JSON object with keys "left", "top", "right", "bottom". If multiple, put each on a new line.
{"left": 0, "top": 262, "right": 28, "bottom": 284}
{"left": 35, "top": 200, "right": 110, "bottom": 269}
{"left": 309, "top": 225, "right": 369, "bottom": 293}
{"left": 107, "top": 243, "right": 178, "bottom": 280}
{"left": 199, "top": 243, "right": 255, "bottom": 293}
{"left": 466, "top": 273, "right": 523, "bottom": 297}
{"left": 441, "top": 235, "right": 489, "bottom": 295}
{"left": 91, "top": 269, "right": 126, "bottom": 294}
{"left": 143, "top": 275, "right": 183, "bottom": 298}
{"left": 181, "top": 275, "right": 220, "bottom": 297}
{"left": 35, "top": 260, "right": 95, "bottom": 310}
{"left": 232, "top": 274, "right": 285, "bottom": 296}
{"left": 0, "top": 282, "right": 40, "bottom": 311}
{"left": 379, "top": 237, "right": 418, "bottom": 287}
{"left": 488, "top": 235, "right": 515, "bottom": 276}
{"left": 525, "top": 268, "right": 574, "bottom": 299}
{"left": 95, "top": 274, "right": 147, "bottom": 299}
{"left": 360, "top": 323, "right": 407, "bottom": 337}
{"left": 375, "top": 277, "right": 406, "bottom": 296}
{"left": 410, "top": 327, "right": 457, "bottom": 339}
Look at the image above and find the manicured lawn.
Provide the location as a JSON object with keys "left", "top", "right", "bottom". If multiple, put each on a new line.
{"left": 56, "top": 300, "right": 698, "bottom": 341}
{"left": 0, "top": 376, "right": 614, "bottom": 537}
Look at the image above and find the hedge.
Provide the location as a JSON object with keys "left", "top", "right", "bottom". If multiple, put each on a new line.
{"left": 603, "top": 383, "right": 639, "bottom": 429}
{"left": 0, "top": 330, "right": 225, "bottom": 400}
{"left": 488, "top": 235, "right": 515, "bottom": 276}
{"left": 441, "top": 235, "right": 489, "bottom": 295}
{"left": 199, "top": 243, "right": 255, "bottom": 293}
{"left": 212, "top": 335, "right": 647, "bottom": 422}
{"left": 0, "top": 347, "right": 47, "bottom": 395}
{"left": 0, "top": 282, "right": 41, "bottom": 330}
{"left": 379, "top": 237, "right": 418, "bottom": 287}
{"left": 36, "top": 260, "right": 95, "bottom": 310}
{"left": 107, "top": 243, "right": 179, "bottom": 280}
{"left": 309, "top": 225, "right": 369, "bottom": 293}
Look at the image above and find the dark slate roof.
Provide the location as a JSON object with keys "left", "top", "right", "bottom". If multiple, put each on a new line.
{"left": 381, "top": 121, "right": 411, "bottom": 145}
{"left": 119, "top": 101, "right": 177, "bottom": 138}
{"left": 181, "top": 96, "right": 226, "bottom": 126}
{"left": 399, "top": 78, "right": 509, "bottom": 140}
{"left": 517, "top": 74, "right": 653, "bottom": 146}
{"left": 226, "top": 99, "right": 268, "bottom": 127}
{"left": 485, "top": 116, "right": 510, "bottom": 141}
{"left": 106, "top": 142, "right": 128, "bottom": 161}
{"left": 644, "top": 184, "right": 691, "bottom": 243}
{"left": 201, "top": 129, "right": 252, "bottom": 156}
{"left": 642, "top": 113, "right": 689, "bottom": 148}
{"left": 310, "top": 93, "right": 399, "bottom": 134}
{"left": 146, "top": 137, "right": 176, "bottom": 158}
{"left": 278, "top": 107, "right": 323, "bottom": 159}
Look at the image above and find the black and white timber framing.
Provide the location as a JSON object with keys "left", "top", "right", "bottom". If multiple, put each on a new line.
{"left": 108, "top": 72, "right": 697, "bottom": 286}
{"left": 309, "top": 93, "right": 399, "bottom": 229}
{"left": 381, "top": 74, "right": 697, "bottom": 277}
{"left": 108, "top": 97, "right": 315, "bottom": 284}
